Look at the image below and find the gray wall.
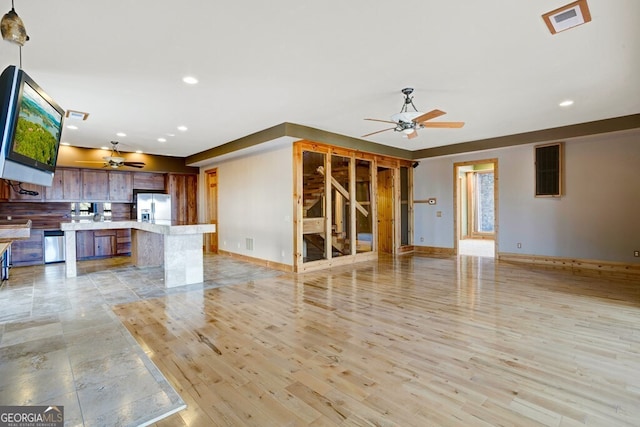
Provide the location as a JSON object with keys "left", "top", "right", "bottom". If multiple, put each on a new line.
{"left": 414, "top": 129, "right": 640, "bottom": 263}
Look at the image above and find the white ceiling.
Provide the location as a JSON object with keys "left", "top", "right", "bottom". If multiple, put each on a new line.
{"left": 1, "top": 0, "right": 638, "bottom": 158}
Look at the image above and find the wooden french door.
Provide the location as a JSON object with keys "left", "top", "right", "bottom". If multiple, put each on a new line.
{"left": 377, "top": 168, "right": 394, "bottom": 253}
{"left": 205, "top": 169, "right": 218, "bottom": 253}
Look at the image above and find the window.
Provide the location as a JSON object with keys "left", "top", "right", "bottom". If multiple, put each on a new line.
{"left": 535, "top": 142, "right": 563, "bottom": 197}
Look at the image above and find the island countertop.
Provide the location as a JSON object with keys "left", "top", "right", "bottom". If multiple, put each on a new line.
{"left": 61, "top": 220, "right": 216, "bottom": 286}
{"left": 60, "top": 220, "right": 216, "bottom": 235}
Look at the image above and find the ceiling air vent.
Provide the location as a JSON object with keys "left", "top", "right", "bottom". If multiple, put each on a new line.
{"left": 542, "top": 0, "right": 591, "bottom": 34}
{"left": 65, "top": 109, "right": 90, "bottom": 120}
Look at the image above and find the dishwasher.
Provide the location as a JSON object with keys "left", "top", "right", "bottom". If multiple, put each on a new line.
{"left": 44, "top": 230, "right": 65, "bottom": 263}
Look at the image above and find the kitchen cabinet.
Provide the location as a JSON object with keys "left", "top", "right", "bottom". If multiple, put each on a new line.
{"left": 0, "top": 180, "right": 10, "bottom": 201}
{"left": 133, "top": 172, "right": 165, "bottom": 191}
{"left": 76, "top": 230, "right": 95, "bottom": 259}
{"left": 116, "top": 229, "right": 131, "bottom": 255}
{"left": 94, "top": 230, "right": 117, "bottom": 257}
{"left": 167, "top": 173, "right": 198, "bottom": 223}
{"left": 83, "top": 170, "right": 133, "bottom": 202}
{"left": 45, "top": 168, "right": 82, "bottom": 201}
{"left": 76, "top": 229, "right": 130, "bottom": 259}
{"left": 7, "top": 181, "right": 45, "bottom": 201}
{"left": 8, "top": 229, "right": 44, "bottom": 266}
{"left": 82, "top": 170, "right": 109, "bottom": 201}
{"left": 108, "top": 171, "right": 133, "bottom": 202}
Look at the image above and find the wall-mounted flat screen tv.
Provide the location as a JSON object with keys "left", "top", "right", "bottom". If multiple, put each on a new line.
{"left": 0, "top": 65, "right": 65, "bottom": 186}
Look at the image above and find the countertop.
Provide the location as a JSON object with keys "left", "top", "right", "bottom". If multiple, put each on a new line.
{"left": 60, "top": 220, "right": 216, "bottom": 235}
{"left": 0, "top": 219, "right": 32, "bottom": 239}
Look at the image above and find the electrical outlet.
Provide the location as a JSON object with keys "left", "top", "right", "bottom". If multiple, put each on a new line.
{"left": 634, "top": 250, "right": 639, "bottom": 257}
{"left": 517, "top": 243, "right": 522, "bottom": 249}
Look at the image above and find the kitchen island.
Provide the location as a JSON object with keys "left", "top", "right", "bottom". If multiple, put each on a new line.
{"left": 61, "top": 220, "right": 216, "bottom": 287}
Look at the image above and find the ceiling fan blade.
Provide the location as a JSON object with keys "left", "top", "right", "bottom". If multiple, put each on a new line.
{"left": 74, "top": 160, "right": 106, "bottom": 164}
{"left": 123, "top": 162, "right": 145, "bottom": 168}
{"left": 407, "top": 130, "right": 418, "bottom": 139}
{"left": 361, "top": 127, "right": 396, "bottom": 138}
{"left": 422, "top": 121, "right": 465, "bottom": 128}
{"left": 364, "top": 118, "right": 398, "bottom": 125}
{"left": 413, "top": 109, "right": 447, "bottom": 123}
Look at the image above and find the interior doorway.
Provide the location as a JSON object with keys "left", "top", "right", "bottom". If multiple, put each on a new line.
{"left": 205, "top": 168, "right": 218, "bottom": 253}
{"left": 454, "top": 159, "right": 498, "bottom": 257}
{"left": 377, "top": 167, "right": 394, "bottom": 254}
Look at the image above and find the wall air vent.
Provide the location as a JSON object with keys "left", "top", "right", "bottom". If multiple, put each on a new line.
{"left": 542, "top": 0, "right": 591, "bottom": 34}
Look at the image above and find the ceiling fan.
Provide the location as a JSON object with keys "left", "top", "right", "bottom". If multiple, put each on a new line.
{"left": 75, "top": 141, "right": 146, "bottom": 169}
{"left": 103, "top": 141, "right": 145, "bottom": 169}
{"left": 362, "top": 88, "right": 465, "bottom": 139}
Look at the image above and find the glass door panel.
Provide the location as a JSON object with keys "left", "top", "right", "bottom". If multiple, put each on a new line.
{"left": 355, "top": 159, "right": 372, "bottom": 253}
{"left": 302, "top": 151, "right": 326, "bottom": 262}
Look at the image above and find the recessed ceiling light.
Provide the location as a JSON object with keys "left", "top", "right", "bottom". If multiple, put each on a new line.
{"left": 559, "top": 100, "right": 574, "bottom": 107}
{"left": 166, "top": 133, "right": 175, "bottom": 137}
{"left": 157, "top": 137, "right": 167, "bottom": 143}
{"left": 135, "top": 150, "right": 143, "bottom": 154}
{"left": 67, "top": 125, "right": 78, "bottom": 130}
{"left": 116, "top": 132, "right": 126, "bottom": 137}
{"left": 177, "top": 126, "right": 188, "bottom": 132}
{"left": 182, "top": 76, "right": 198, "bottom": 85}
{"left": 60, "top": 142, "right": 70, "bottom": 146}
{"left": 100, "top": 146, "right": 109, "bottom": 150}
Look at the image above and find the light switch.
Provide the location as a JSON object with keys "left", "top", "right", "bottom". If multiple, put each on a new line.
{"left": 436, "top": 211, "right": 442, "bottom": 217}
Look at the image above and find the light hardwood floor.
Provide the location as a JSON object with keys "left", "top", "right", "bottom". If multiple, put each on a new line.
{"left": 113, "top": 254, "right": 640, "bottom": 426}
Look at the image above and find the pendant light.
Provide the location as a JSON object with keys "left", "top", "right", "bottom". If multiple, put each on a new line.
{"left": 1, "top": 1, "right": 29, "bottom": 46}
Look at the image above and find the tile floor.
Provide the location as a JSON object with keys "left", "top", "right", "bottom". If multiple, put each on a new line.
{"left": 0, "top": 255, "right": 283, "bottom": 426}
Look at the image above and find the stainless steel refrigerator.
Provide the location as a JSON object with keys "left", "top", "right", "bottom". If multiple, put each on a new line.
{"left": 135, "top": 193, "right": 172, "bottom": 222}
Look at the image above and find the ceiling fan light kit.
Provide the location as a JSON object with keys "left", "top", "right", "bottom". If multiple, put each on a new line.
{"left": 362, "top": 88, "right": 465, "bottom": 139}
{"left": 102, "top": 141, "right": 145, "bottom": 169}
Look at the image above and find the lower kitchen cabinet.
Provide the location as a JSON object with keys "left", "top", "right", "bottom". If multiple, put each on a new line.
{"left": 8, "top": 230, "right": 44, "bottom": 266}
{"left": 76, "top": 229, "right": 131, "bottom": 260}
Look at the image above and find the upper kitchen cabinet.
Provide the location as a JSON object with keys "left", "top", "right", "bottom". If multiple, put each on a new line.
{"left": 82, "top": 170, "right": 109, "bottom": 200}
{"left": 167, "top": 173, "right": 198, "bottom": 224}
{"left": 82, "top": 169, "right": 133, "bottom": 201}
{"left": 45, "top": 168, "right": 82, "bottom": 201}
{"left": 7, "top": 181, "right": 45, "bottom": 201}
{"left": 108, "top": 171, "right": 133, "bottom": 202}
{"left": 132, "top": 172, "right": 166, "bottom": 191}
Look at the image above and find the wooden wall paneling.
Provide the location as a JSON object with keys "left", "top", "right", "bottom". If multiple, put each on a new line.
{"left": 110, "top": 203, "right": 133, "bottom": 221}
{"left": 0, "top": 202, "right": 70, "bottom": 229}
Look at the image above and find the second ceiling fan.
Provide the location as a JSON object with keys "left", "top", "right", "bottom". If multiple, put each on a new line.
{"left": 363, "top": 88, "right": 464, "bottom": 139}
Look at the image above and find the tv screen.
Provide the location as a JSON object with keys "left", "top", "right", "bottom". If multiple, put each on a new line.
{"left": 0, "top": 65, "right": 65, "bottom": 186}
